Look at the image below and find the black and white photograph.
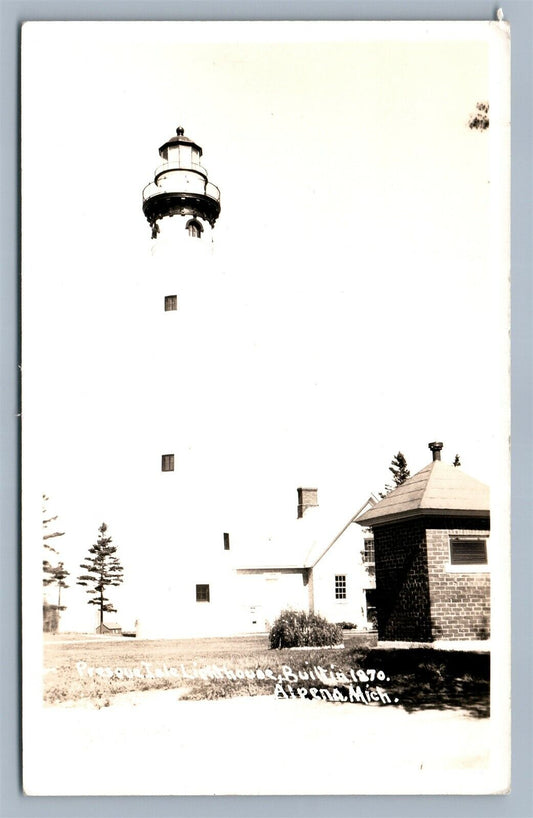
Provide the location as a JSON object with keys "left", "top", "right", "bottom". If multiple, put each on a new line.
{"left": 22, "top": 20, "right": 510, "bottom": 795}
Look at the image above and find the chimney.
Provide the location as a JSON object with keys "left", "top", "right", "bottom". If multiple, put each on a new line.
{"left": 297, "top": 487, "right": 318, "bottom": 518}
{"left": 428, "top": 441, "right": 443, "bottom": 461}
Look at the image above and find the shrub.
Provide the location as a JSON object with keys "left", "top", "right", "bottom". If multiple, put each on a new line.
{"left": 337, "top": 621, "right": 357, "bottom": 630}
{"left": 269, "top": 609, "right": 343, "bottom": 649}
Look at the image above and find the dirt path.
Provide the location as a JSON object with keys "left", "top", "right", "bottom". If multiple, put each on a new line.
{"left": 25, "top": 690, "right": 492, "bottom": 795}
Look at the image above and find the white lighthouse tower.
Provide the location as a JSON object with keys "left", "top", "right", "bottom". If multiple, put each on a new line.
{"left": 134, "top": 126, "right": 239, "bottom": 638}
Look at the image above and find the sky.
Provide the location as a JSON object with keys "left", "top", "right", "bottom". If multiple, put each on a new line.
{"left": 21, "top": 22, "right": 510, "bottom": 629}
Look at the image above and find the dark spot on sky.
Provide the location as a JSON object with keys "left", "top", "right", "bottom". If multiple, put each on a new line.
{"left": 468, "top": 101, "right": 489, "bottom": 131}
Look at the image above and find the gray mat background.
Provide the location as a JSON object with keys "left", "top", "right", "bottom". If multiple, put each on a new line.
{"left": 2, "top": 2, "right": 531, "bottom": 816}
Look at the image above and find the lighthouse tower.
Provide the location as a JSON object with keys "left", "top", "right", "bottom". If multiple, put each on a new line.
{"left": 135, "top": 127, "right": 238, "bottom": 638}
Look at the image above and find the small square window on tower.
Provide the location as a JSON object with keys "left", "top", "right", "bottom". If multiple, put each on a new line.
{"left": 223, "top": 532, "right": 230, "bottom": 551}
{"left": 335, "top": 574, "right": 347, "bottom": 600}
{"left": 196, "top": 584, "right": 210, "bottom": 603}
{"left": 161, "top": 453, "right": 174, "bottom": 472}
{"left": 164, "top": 295, "right": 177, "bottom": 311}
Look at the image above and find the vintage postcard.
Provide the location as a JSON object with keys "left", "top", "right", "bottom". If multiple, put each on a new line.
{"left": 22, "top": 20, "right": 510, "bottom": 795}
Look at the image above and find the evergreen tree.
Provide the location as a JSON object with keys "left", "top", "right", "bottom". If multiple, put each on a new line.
{"left": 379, "top": 451, "right": 410, "bottom": 498}
{"left": 77, "top": 523, "right": 124, "bottom": 627}
{"left": 46, "top": 562, "right": 70, "bottom": 610}
{"left": 389, "top": 452, "right": 410, "bottom": 486}
{"left": 453, "top": 454, "right": 461, "bottom": 467}
{"left": 42, "top": 493, "right": 65, "bottom": 576}
{"left": 42, "top": 494, "right": 68, "bottom": 632}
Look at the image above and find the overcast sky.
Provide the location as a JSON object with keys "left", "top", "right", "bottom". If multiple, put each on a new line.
{"left": 22, "top": 22, "right": 509, "bottom": 627}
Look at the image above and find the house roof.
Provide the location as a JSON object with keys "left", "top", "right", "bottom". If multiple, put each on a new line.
{"left": 233, "top": 508, "right": 331, "bottom": 570}
{"left": 99, "top": 622, "right": 121, "bottom": 630}
{"left": 233, "top": 495, "right": 378, "bottom": 571}
{"left": 355, "top": 460, "right": 490, "bottom": 527}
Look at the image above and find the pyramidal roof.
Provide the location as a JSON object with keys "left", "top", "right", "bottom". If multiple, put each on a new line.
{"left": 356, "top": 460, "right": 490, "bottom": 527}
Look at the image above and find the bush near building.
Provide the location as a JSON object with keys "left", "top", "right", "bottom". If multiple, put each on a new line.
{"left": 269, "top": 610, "right": 342, "bottom": 649}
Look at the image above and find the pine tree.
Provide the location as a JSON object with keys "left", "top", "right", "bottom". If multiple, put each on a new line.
{"left": 42, "top": 495, "right": 68, "bottom": 632}
{"left": 46, "top": 562, "right": 70, "bottom": 610}
{"left": 42, "top": 493, "right": 65, "bottom": 576}
{"left": 77, "top": 523, "right": 124, "bottom": 628}
{"left": 453, "top": 454, "right": 461, "bottom": 467}
{"left": 389, "top": 452, "right": 410, "bottom": 486}
{"left": 379, "top": 451, "right": 410, "bottom": 497}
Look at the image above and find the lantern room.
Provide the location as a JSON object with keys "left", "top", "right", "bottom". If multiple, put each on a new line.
{"left": 142, "top": 126, "right": 221, "bottom": 235}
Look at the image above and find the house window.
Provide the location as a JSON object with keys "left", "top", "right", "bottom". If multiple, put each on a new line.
{"left": 196, "top": 584, "right": 210, "bottom": 602}
{"left": 449, "top": 538, "right": 488, "bottom": 566}
{"left": 164, "top": 295, "right": 177, "bottom": 311}
{"left": 223, "top": 532, "right": 230, "bottom": 551}
{"left": 186, "top": 219, "right": 203, "bottom": 239}
{"left": 363, "top": 538, "right": 375, "bottom": 563}
{"left": 161, "top": 454, "right": 174, "bottom": 472}
{"left": 335, "top": 575, "right": 347, "bottom": 600}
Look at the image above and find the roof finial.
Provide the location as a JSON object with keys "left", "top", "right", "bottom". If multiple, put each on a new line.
{"left": 176, "top": 126, "right": 185, "bottom": 136}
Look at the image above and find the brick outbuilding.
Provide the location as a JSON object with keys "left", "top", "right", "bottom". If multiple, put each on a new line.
{"left": 356, "top": 443, "right": 490, "bottom": 643}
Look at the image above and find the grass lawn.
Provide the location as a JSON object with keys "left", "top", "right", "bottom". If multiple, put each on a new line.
{"left": 43, "top": 631, "right": 489, "bottom": 716}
